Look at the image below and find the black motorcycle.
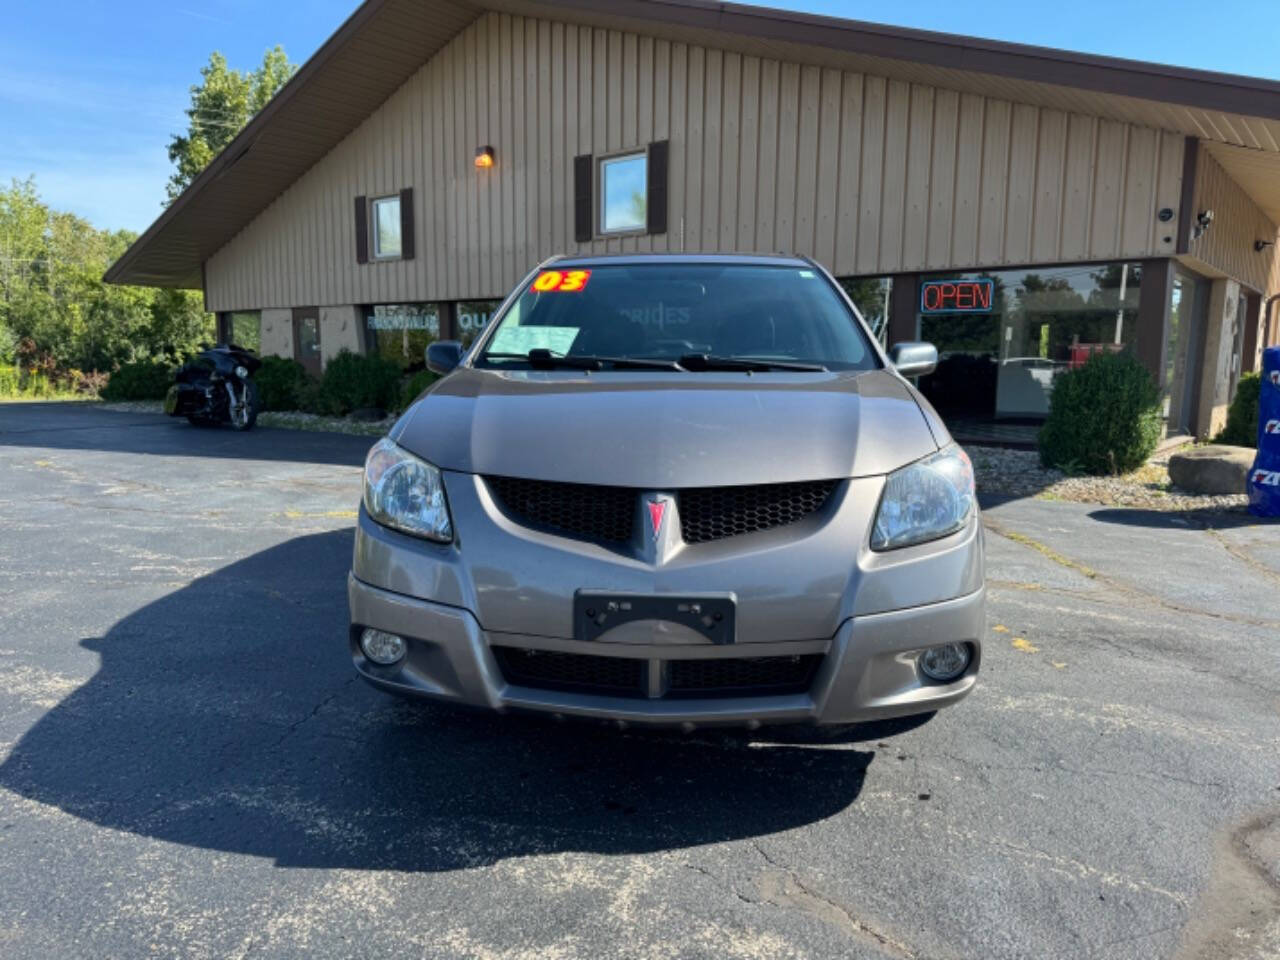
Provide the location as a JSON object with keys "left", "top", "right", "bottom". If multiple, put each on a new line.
{"left": 164, "top": 343, "right": 262, "bottom": 431}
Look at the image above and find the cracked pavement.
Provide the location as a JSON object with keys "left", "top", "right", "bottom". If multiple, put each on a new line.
{"left": 0, "top": 402, "right": 1278, "bottom": 959}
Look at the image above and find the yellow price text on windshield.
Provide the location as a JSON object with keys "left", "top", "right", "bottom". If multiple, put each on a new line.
{"left": 531, "top": 269, "right": 591, "bottom": 293}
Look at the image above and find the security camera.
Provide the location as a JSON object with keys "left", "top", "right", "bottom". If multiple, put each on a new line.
{"left": 1192, "top": 210, "right": 1215, "bottom": 240}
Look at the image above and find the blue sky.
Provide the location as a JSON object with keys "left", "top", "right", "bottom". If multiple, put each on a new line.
{"left": 3, "top": 0, "right": 1276, "bottom": 235}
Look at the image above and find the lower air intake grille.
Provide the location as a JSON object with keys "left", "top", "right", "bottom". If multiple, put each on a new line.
{"left": 668, "top": 655, "right": 822, "bottom": 697}
{"left": 485, "top": 476, "right": 636, "bottom": 543}
{"left": 492, "top": 646, "right": 645, "bottom": 697}
{"left": 677, "top": 480, "right": 839, "bottom": 544}
{"left": 493, "top": 648, "right": 824, "bottom": 700}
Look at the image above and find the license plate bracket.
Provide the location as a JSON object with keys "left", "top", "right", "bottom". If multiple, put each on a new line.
{"left": 574, "top": 592, "right": 736, "bottom": 644}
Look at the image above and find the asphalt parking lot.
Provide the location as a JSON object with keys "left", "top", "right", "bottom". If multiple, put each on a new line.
{"left": 0, "top": 402, "right": 1277, "bottom": 960}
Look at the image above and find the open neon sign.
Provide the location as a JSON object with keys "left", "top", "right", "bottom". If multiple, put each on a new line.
{"left": 920, "top": 279, "right": 994, "bottom": 314}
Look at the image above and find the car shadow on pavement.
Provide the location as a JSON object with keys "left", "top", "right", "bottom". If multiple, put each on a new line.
{"left": 0, "top": 403, "right": 375, "bottom": 467}
{"left": 1086, "top": 507, "right": 1270, "bottom": 530}
{"left": 0, "top": 530, "right": 875, "bottom": 872}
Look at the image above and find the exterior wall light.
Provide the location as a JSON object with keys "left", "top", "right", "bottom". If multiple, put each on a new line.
{"left": 475, "top": 146, "right": 495, "bottom": 169}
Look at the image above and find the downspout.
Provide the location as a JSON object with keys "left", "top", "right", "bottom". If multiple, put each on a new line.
{"left": 1267, "top": 294, "right": 1280, "bottom": 351}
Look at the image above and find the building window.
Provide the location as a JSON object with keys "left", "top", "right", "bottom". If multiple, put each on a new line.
{"left": 371, "top": 195, "right": 402, "bottom": 259}
{"left": 364, "top": 303, "right": 439, "bottom": 370}
{"left": 457, "top": 300, "right": 502, "bottom": 347}
{"left": 914, "top": 263, "right": 1142, "bottom": 421}
{"left": 218, "top": 310, "right": 261, "bottom": 351}
{"left": 599, "top": 151, "right": 647, "bottom": 234}
{"left": 837, "top": 277, "right": 892, "bottom": 345}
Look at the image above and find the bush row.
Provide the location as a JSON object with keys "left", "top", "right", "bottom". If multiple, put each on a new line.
{"left": 98, "top": 350, "right": 440, "bottom": 415}
{"left": 0, "top": 364, "right": 109, "bottom": 399}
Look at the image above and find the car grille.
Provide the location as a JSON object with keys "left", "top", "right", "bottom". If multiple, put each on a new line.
{"left": 492, "top": 647, "right": 646, "bottom": 696}
{"left": 492, "top": 647, "right": 823, "bottom": 700}
{"left": 667, "top": 655, "right": 823, "bottom": 697}
{"left": 486, "top": 476, "right": 636, "bottom": 543}
{"left": 484, "top": 476, "right": 838, "bottom": 546}
{"left": 677, "top": 480, "right": 838, "bottom": 544}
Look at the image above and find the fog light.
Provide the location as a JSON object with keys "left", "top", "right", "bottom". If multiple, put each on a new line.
{"left": 360, "top": 628, "right": 406, "bottom": 665}
{"left": 918, "top": 643, "right": 970, "bottom": 682}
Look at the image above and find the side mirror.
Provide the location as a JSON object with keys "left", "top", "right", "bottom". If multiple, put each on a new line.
{"left": 426, "top": 340, "right": 464, "bottom": 376}
{"left": 889, "top": 341, "right": 938, "bottom": 378}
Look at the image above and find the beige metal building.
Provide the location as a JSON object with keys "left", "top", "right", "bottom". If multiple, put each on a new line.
{"left": 107, "top": 0, "right": 1280, "bottom": 438}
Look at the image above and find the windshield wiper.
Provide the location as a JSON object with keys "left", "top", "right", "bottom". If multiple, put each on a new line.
{"left": 676, "top": 353, "right": 828, "bottom": 372}
{"left": 483, "top": 350, "right": 683, "bottom": 371}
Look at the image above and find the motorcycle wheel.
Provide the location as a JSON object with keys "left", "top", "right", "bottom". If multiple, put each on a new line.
{"left": 230, "top": 380, "right": 260, "bottom": 432}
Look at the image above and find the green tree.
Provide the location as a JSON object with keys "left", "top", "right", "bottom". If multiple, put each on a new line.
{"left": 0, "top": 177, "right": 215, "bottom": 379}
{"left": 165, "top": 47, "right": 296, "bottom": 201}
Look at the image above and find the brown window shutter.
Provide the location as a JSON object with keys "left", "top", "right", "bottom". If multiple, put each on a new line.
{"left": 573, "top": 154, "right": 593, "bottom": 243}
{"left": 354, "top": 196, "right": 368, "bottom": 264}
{"left": 647, "top": 140, "right": 669, "bottom": 235}
{"left": 399, "top": 187, "right": 415, "bottom": 260}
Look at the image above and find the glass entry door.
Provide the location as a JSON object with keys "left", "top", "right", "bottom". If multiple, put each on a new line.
{"left": 1164, "top": 272, "right": 1205, "bottom": 436}
{"left": 292, "top": 307, "right": 322, "bottom": 378}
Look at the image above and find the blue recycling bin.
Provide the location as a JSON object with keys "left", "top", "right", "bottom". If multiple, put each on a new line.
{"left": 1249, "top": 346, "right": 1280, "bottom": 517}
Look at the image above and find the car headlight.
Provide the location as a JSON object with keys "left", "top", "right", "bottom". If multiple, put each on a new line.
{"left": 362, "top": 437, "right": 453, "bottom": 542}
{"left": 871, "top": 445, "right": 974, "bottom": 550}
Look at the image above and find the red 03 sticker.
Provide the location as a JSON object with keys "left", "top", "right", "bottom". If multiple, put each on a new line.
{"left": 531, "top": 269, "right": 591, "bottom": 292}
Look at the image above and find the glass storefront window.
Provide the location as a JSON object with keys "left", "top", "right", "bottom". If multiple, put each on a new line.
{"left": 838, "top": 276, "right": 892, "bottom": 345}
{"left": 456, "top": 300, "right": 501, "bottom": 348}
{"left": 222, "top": 311, "right": 261, "bottom": 352}
{"left": 364, "top": 303, "right": 440, "bottom": 370}
{"left": 917, "top": 263, "right": 1142, "bottom": 420}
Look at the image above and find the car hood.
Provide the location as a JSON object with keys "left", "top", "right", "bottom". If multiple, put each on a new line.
{"left": 392, "top": 367, "right": 940, "bottom": 487}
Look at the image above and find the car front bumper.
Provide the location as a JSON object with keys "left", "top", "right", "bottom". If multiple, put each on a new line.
{"left": 348, "top": 574, "right": 984, "bottom": 728}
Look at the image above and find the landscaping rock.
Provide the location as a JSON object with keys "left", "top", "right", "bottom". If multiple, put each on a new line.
{"left": 1167, "top": 444, "right": 1254, "bottom": 495}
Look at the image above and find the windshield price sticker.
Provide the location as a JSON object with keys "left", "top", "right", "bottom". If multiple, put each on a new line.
{"left": 531, "top": 269, "right": 591, "bottom": 293}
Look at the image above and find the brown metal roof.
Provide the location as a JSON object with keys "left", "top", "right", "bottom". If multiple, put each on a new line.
{"left": 106, "top": 0, "right": 1280, "bottom": 289}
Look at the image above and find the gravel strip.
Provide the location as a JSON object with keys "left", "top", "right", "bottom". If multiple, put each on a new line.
{"left": 968, "top": 444, "right": 1249, "bottom": 513}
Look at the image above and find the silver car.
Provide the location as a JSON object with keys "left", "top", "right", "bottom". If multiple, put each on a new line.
{"left": 348, "top": 254, "right": 983, "bottom": 728}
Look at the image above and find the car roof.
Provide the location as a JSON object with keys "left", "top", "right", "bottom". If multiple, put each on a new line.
{"left": 544, "top": 252, "right": 812, "bottom": 269}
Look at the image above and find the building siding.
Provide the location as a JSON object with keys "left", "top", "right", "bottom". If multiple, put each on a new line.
{"left": 1185, "top": 148, "right": 1279, "bottom": 295}
{"left": 206, "top": 11, "right": 1187, "bottom": 312}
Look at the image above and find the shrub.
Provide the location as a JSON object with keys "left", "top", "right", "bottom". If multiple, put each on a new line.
{"left": 1038, "top": 350, "right": 1162, "bottom": 475}
{"left": 100, "top": 359, "right": 174, "bottom": 401}
{"left": 1214, "top": 372, "right": 1261, "bottom": 448}
{"left": 70, "top": 370, "right": 109, "bottom": 397}
{"left": 316, "top": 350, "right": 401, "bottom": 415}
{"left": 397, "top": 369, "right": 438, "bottom": 411}
{"left": 254, "top": 356, "right": 312, "bottom": 411}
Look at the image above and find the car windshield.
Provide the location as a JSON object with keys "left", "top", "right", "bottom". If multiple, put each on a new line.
{"left": 475, "top": 263, "right": 878, "bottom": 371}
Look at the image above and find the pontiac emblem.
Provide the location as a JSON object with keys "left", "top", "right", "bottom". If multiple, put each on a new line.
{"left": 646, "top": 498, "right": 667, "bottom": 541}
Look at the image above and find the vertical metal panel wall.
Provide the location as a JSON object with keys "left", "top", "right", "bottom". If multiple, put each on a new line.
{"left": 206, "top": 11, "right": 1187, "bottom": 312}
{"left": 1186, "top": 149, "right": 1279, "bottom": 294}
